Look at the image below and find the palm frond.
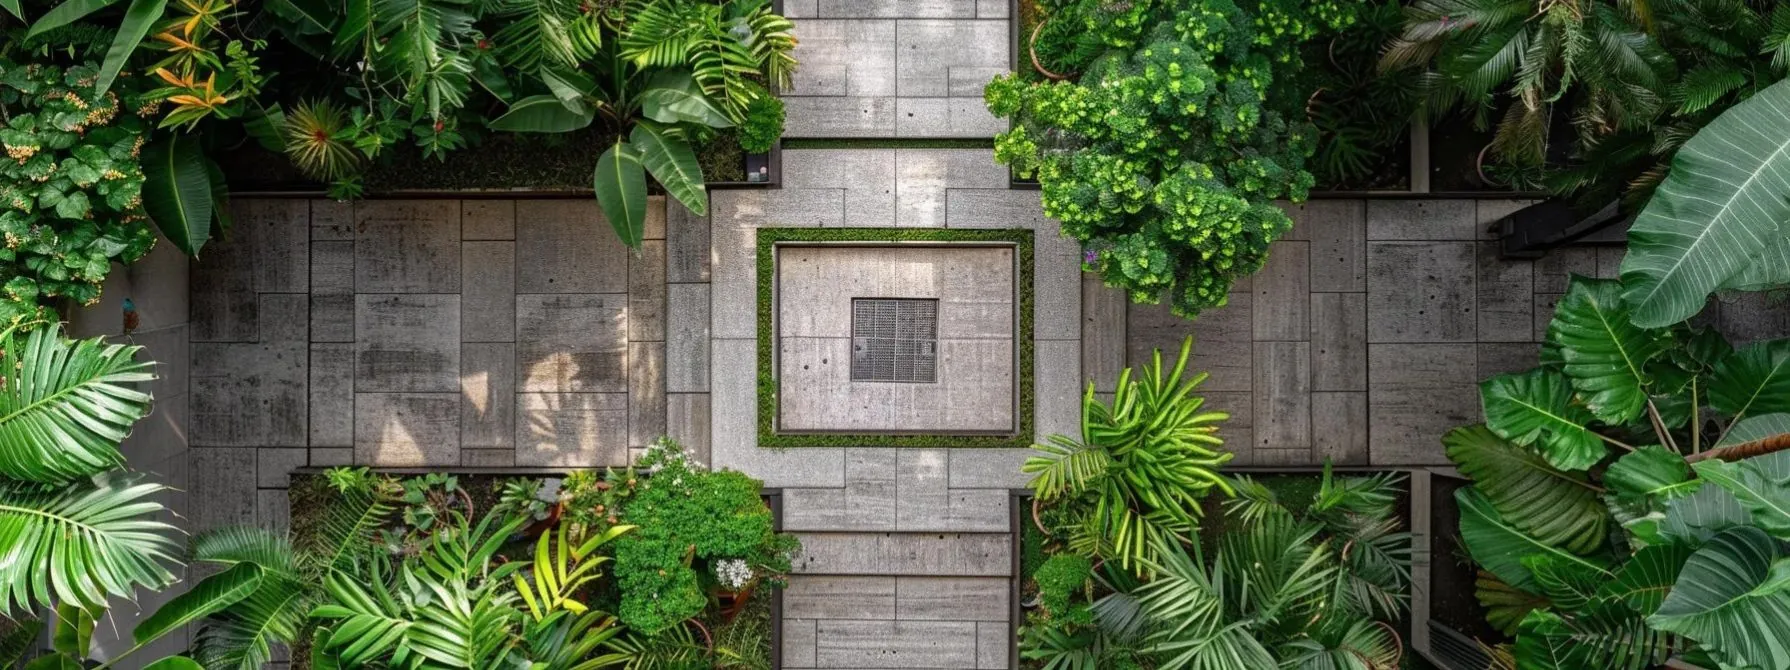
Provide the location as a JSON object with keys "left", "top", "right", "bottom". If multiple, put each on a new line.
{"left": 0, "top": 472, "right": 181, "bottom": 616}
{"left": 192, "top": 527, "right": 300, "bottom": 578}
{"left": 0, "top": 323, "right": 154, "bottom": 484}
{"left": 193, "top": 576, "right": 309, "bottom": 670}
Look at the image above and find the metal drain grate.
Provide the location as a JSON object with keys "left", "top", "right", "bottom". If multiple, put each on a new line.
{"left": 851, "top": 298, "right": 939, "bottom": 383}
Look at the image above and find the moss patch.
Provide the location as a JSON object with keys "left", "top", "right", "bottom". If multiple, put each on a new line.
{"left": 754, "top": 227, "right": 1035, "bottom": 449}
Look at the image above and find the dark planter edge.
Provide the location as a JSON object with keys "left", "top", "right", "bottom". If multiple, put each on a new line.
{"left": 284, "top": 469, "right": 788, "bottom": 669}
{"left": 708, "top": 139, "right": 784, "bottom": 189}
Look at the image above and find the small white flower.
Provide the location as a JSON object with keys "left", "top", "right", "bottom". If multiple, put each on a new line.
{"left": 715, "top": 559, "right": 754, "bottom": 590}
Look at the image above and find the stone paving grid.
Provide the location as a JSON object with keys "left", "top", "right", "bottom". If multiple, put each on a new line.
{"left": 186, "top": 197, "right": 670, "bottom": 539}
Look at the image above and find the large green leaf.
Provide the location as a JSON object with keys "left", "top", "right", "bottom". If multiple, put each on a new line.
{"left": 0, "top": 473, "right": 181, "bottom": 616}
{"left": 1444, "top": 425, "right": 1607, "bottom": 553}
{"left": 140, "top": 657, "right": 203, "bottom": 670}
{"left": 0, "top": 324, "right": 154, "bottom": 483}
{"left": 141, "top": 133, "right": 214, "bottom": 257}
{"left": 193, "top": 576, "right": 308, "bottom": 670}
{"left": 487, "top": 94, "right": 595, "bottom": 133}
{"left": 1605, "top": 445, "right": 1698, "bottom": 504}
{"left": 638, "top": 69, "right": 734, "bottom": 128}
{"left": 1477, "top": 571, "right": 1548, "bottom": 636}
{"left": 1692, "top": 450, "right": 1790, "bottom": 538}
{"left": 1659, "top": 482, "right": 1749, "bottom": 545}
{"left": 1620, "top": 77, "right": 1790, "bottom": 328}
{"left": 1599, "top": 543, "right": 1694, "bottom": 617}
{"left": 25, "top": 0, "right": 118, "bottom": 36}
{"left": 630, "top": 122, "right": 708, "bottom": 216}
{"left": 1546, "top": 277, "right": 1665, "bottom": 425}
{"left": 135, "top": 562, "right": 264, "bottom": 645}
{"left": 1481, "top": 369, "right": 1608, "bottom": 471}
{"left": 1512, "top": 607, "right": 1672, "bottom": 670}
{"left": 1456, "top": 488, "right": 1611, "bottom": 593}
{"left": 1716, "top": 412, "right": 1790, "bottom": 448}
{"left": 593, "top": 140, "right": 647, "bottom": 249}
{"left": 1649, "top": 526, "right": 1790, "bottom": 670}
{"left": 1707, "top": 340, "right": 1790, "bottom": 422}
{"left": 94, "top": 0, "right": 167, "bottom": 96}
{"left": 0, "top": 0, "right": 22, "bottom": 20}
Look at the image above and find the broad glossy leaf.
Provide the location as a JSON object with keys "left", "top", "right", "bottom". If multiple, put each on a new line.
{"left": 1513, "top": 607, "right": 1671, "bottom": 670}
{"left": 1547, "top": 277, "right": 1665, "bottom": 424}
{"left": 487, "top": 94, "right": 595, "bottom": 133}
{"left": 1605, "top": 445, "right": 1698, "bottom": 503}
{"left": 95, "top": 0, "right": 167, "bottom": 96}
{"left": 1649, "top": 527, "right": 1790, "bottom": 670}
{"left": 1598, "top": 543, "right": 1693, "bottom": 616}
{"left": 1692, "top": 450, "right": 1790, "bottom": 538}
{"left": 1476, "top": 571, "right": 1548, "bottom": 636}
{"left": 1621, "top": 78, "right": 1790, "bottom": 328}
{"left": 1481, "top": 369, "right": 1607, "bottom": 471}
{"left": 1524, "top": 554, "right": 1603, "bottom": 612}
{"left": 630, "top": 122, "right": 708, "bottom": 216}
{"left": 0, "top": 0, "right": 21, "bottom": 20}
{"left": 1444, "top": 425, "right": 1607, "bottom": 553}
{"left": 1659, "top": 481, "right": 1748, "bottom": 545}
{"left": 1716, "top": 412, "right": 1790, "bottom": 448}
{"left": 1708, "top": 340, "right": 1790, "bottom": 421}
{"left": 141, "top": 656, "right": 203, "bottom": 670}
{"left": 23, "top": 653, "right": 81, "bottom": 670}
{"left": 141, "top": 133, "right": 214, "bottom": 257}
{"left": 593, "top": 140, "right": 646, "bottom": 249}
{"left": 1456, "top": 488, "right": 1610, "bottom": 593}
{"left": 136, "top": 563, "right": 263, "bottom": 645}
{"left": 25, "top": 0, "right": 117, "bottom": 36}
{"left": 638, "top": 69, "right": 734, "bottom": 128}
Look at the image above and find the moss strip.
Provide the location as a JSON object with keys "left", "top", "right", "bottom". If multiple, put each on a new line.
{"left": 755, "top": 227, "right": 1035, "bottom": 448}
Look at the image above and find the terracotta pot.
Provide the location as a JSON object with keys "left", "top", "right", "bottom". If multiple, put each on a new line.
{"left": 1028, "top": 20, "right": 1072, "bottom": 81}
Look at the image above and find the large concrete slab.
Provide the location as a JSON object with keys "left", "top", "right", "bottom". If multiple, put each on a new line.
{"left": 515, "top": 200, "right": 628, "bottom": 293}
{"left": 895, "top": 577, "right": 1009, "bottom": 621}
{"left": 784, "top": 576, "right": 897, "bottom": 619}
{"left": 1313, "top": 391, "right": 1369, "bottom": 465}
{"left": 1368, "top": 343, "right": 1478, "bottom": 464}
{"left": 1129, "top": 290, "right": 1251, "bottom": 392}
{"left": 665, "top": 393, "right": 711, "bottom": 463}
{"left": 515, "top": 294, "right": 627, "bottom": 393}
{"left": 1300, "top": 200, "right": 1367, "bottom": 291}
{"left": 1081, "top": 275, "right": 1128, "bottom": 392}
{"left": 813, "top": 620, "right": 978, "bottom": 669}
{"left": 1477, "top": 241, "right": 1534, "bottom": 342}
{"left": 355, "top": 294, "right": 461, "bottom": 393}
{"left": 515, "top": 392, "right": 629, "bottom": 466}
{"left": 667, "top": 283, "right": 710, "bottom": 393}
{"left": 461, "top": 241, "right": 515, "bottom": 342}
{"left": 895, "top": 149, "right": 1008, "bottom": 228}
{"left": 1253, "top": 241, "right": 1309, "bottom": 340}
{"left": 188, "top": 448, "right": 256, "bottom": 534}
{"left": 816, "top": 0, "right": 974, "bottom": 16}
{"left": 1368, "top": 242, "right": 1476, "bottom": 343}
{"left": 243, "top": 199, "right": 311, "bottom": 293}
{"left": 354, "top": 393, "right": 460, "bottom": 466}
{"left": 1254, "top": 341, "right": 1311, "bottom": 450}
{"left": 782, "top": 150, "right": 897, "bottom": 225}
{"left": 895, "top": 97, "right": 1006, "bottom": 137}
{"left": 461, "top": 343, "right": 515, "bottom": 449}
{"left": 792, "top": 532, "right": 1010, "bottom": 575}
{"left": 785, "top": 449, "right": 898, "bottom": 531}
{"left": 309, "top": 343, "right": 354, "bottom": 446}
{"left": 189, "top": 227, "right": 257, "bottom": 342}
{"left": 354, "top": 200, "right": 459, "bottom": 293}
{"left": 666, "top": 200, "right": 710, "bottom": 283}
{"left": 628, "top": 342, "right": 665, "bottom": 448}
{"left": 462, "top": 200, "right": 515, "bottom": 241}
{"left": 1366, "top": 199, "right": 1478, "bottom": 240}
{"left": 945, "top": 189, "right": 1047, "bottom": 229}
{"left": 628, "top": 240, "right": 666, "bottom": 342}
{"left": 786, "top": 20, "right": 897, "bottom": 97}
{"left": 784, "top": 97, "right": 898, "bottom": 137}
{"left": 894, "top": 450, "right": 1008, "bottom": 531}
{"left": 895, "top": 20, "right": 1007, "bottom": 97}
{"left": 191, "top": 341, "right": 306, "bottom": 446}
{"left": 1311, "top": 292, "right": 1367, "bottom": 391}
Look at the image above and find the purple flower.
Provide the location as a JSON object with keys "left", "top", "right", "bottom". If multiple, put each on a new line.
{"left": 1083, "top": 248, "right": 1099, "bottom": 264}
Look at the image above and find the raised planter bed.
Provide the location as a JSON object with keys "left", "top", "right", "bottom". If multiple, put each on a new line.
{"left": 286, "top": 467, "right": 786, "bottom": 669}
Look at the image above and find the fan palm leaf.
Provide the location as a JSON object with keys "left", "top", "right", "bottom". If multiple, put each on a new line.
{"left": 0, "top": 324, "right": 154, "bottom": 484}
{"left": 0, "top": 472, "right": 181, "bottom": 616}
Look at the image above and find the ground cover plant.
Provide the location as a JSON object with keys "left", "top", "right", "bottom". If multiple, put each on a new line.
{"left": 1018, "top": 336, "right": 1413, "bottom": 669}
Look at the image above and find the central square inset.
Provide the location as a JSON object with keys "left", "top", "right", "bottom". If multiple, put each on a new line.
{"left": 775, "top": 244, "right": 1017, "bottom": 435}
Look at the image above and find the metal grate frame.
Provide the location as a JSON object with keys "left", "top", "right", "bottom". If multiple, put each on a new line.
{"left": 850, "top": 298, "right": 939, "bottom": 383}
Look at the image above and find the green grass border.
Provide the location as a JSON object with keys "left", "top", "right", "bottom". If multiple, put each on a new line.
{"left": 755, "top": 227, "right": 1035, "bottom": 449}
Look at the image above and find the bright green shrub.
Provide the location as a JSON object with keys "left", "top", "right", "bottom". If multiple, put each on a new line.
{"left": 736, "top": 88, "right": 785, "bottom": 155}
{"left": 0, "top": 61, "right": 157, "bottom": 326}
{"left": 1033, "top": 554, "right": 1092, "bottom": 615}
{"left": 988, "top": 0, "right": 1351, "bottom": 317}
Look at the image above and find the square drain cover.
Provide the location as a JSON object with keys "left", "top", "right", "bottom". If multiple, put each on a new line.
{"left": 850, "top": 298, "right": 938, "bottom": 383}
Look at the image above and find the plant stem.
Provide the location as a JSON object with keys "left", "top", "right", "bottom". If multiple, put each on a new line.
{"left": 1685, "top": 431, "right": 1790, "bottom": 463}
{"left": 1596, "top": 433, "right": 1637, "bottom": 452}
{"left": 1646, "top": 399, "right": 1678, "bottom": 453}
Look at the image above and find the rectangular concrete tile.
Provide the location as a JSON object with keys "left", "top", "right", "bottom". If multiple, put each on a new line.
{"left": 354, "top": 200, "right": 459, "bottom": 293}
{"left": 949, "top": 66, "right": 1006, "bottom": 96}
{"left": 462, "top": 449, "right": 516, "bottom": 467}
{"left": 1081, "top": 274, "right": 1127, "bottom": 393}
{"left": 783, "top": 619, "right": 817, "bottom": 668}
{"left": 1036, "top": 254, "right": 1081, "bottom": 340}
{"left": 242, "top": 199, "right": 311, "bottom": 293}
{"left": 977, "top": 621, "right": 1009, "bottom": 669}
{"left": 1533, "top": 247, "right": 1597, "bottom": 293}
{"left": 643, "top": 195, "right": 666, "bottom": 241}
{"left": 946, "top": 448, "right": 1032, "bottom": 489}
{"left": 355, "top": 393, "right": 460, "bottom": 466}
{"left": 1311, "top": 292, "right": 1367, "bottom": 391}
{"left": 189, "top": 448, "right": 256, "bottom": 534}
{"left": 1255, "top": 449, "right": 1315, "bottom": 466}
{"left": 786, "top": 19, "right": 896, "bottom": 96}
{"left": 628, "top": 342, "right": 665, "bottom": 448}
{"left": 819, "top": 0, "right": 974, "bottom": 16}
{"left": 629, "top": 240, "right": 667, "bottom": 342}
{"left": 1478, "top": 342, "right": 1541, "bottom": 380}
{"left": 667, "top": 284, "right": 710, "bottom": 393}
{"left": 944, "top": 189, "right": 1046, "bottom": 229}
{"left": 461, "top": 241, "right": 515, "bottom": 343}
{"left": 896, "top": 20, "right": 1008, "bottom": 97}
{"left": 461, "top": 200, "right": 515, "bottom": 240}
{"left": 461, "top": 343, "right": 516, "bottom": 449}
{"left": 895, "top": 97, "right": 1006, "bottom": 137}
{"left": 786, "top": 449, "right": 897, "bottom": 531}
{"left": 665, "top": 393, "right": 710, "bottom": 464}
{"left": 257, "top": 489, "right": 291, "bottom": 535}
{"left": 784, "top": 576, "right": 896, "bottom": 619}
{"left": 309, "top": 343, "right": 353, "bottom": 446}
{"left": 1313, "top": 391, "right": 1369, "bottom": 465}
{"left": 191, "top": 341, "right": 307, "bottom": 446}
{"left": 1254, "top": 341, "right": 1311, "bottom": 450}
{"left": 895, "top": 149, "right": 1006, "bottom": 227}
{"left": 356, "top": 294, "right": 461, "bottom": 392}
{"left": 783, "top": 149, "right": 897, "bottom": 226}
{"left": 896, "top": 450, "right": 1006, "bottom": 531}
{"left": 666, "top": 200, "right": 709, "bottom": 283}
{"left": 515, "top": 392, "right": 628, "bottom": 466}
{"left": 1477, "top": 241, "right": 1534, "bottom": 342}
{"left": 1368, "top": 343, "right": 1479, "bottom": 465}
{"left": 257, "top": 448, "right": 308, "bottom": 488}
{"left": 516, "top": 294, "right": 627, "bottom": 392}
{"left": 896, "top": 577, "right": 1009, "bottom": 621}
{"left": 310, "top": 294, "right": 354, "bottom": 343}
{"left": 1301, "top": 200, "right": 1366, "bottom": 291}
{"left": 1367, "top": 242, "right": 1476, "bottom": 343}
{"left": 260, "top": 293, "right": 310, "bottom": 343}
{"left": 1035, "top": 340, "right": 1080, "bottom": 445}
{"left": 1253, "top": 240, "right": 1310, "bottom": 340}
{"left": 189, "top": 229, "right": 257, "bottom": 342}
{"left": 708, "top": 338, "right": 846, "bottom": 488}
{"left": 815, "top": 620, "right": 978, "bottom": 668}
{"left": 515, "top": 200, "right": 628, "bottom": 293}
{"left": 310, "top": 448, "right": 353, "bottom": 466}
{"left": 793, "top": 532, "right": 1010, "bottom": 576}
{"left": 712, "top": 188, "right": 846, "bottom": 229}
{"left": 311, "top": 240, "right": 354, "bottom": 294}
{"left": 311, "top": 199, "right": 354, "bottom": 240}
{"left": 1534, "top": 293, "right": 1562, "bottom": 342}
{"left": 1366, "top": 199, "right": 1478, "bottom": 240}
{"left": 1129, "top": 290, "right": 1251, "bottom": 392}
{"left": 1205, "top": 391, "right": 1255, "bottom": 465}
{"left": 784, "top": 97, "right": 897, "bottom": 137}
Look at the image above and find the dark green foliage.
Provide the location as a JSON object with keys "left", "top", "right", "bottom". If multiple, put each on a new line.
{"left": 1034, "top": 554, "right": 1092, "bottom": 615}
{"left": 735, "top": 91, "right": 783, "bottom": 155}
{"left": 1302, "top": 0, "right": 1421, "bottom": 188}
{"left": 987, "top": 0, "right": 1354, "bottom": 318}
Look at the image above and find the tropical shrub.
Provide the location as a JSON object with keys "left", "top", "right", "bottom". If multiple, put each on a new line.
{"left": 1443, "top": 273, "right": 1790, "bottom": 668}
{"left": 0, "top": 61, "right": 159, "bottom": 326}
{"left": 987, "top": 0, "right": 1353, "bottom": 317}
{"left": 1023, "top": 337, "right": 1235, "bottom": 570}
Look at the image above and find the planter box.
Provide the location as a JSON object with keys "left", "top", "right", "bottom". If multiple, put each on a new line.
{"left": 1412, "top": 469, "right": 1510, "bottom": 670}
{"left": 285, "top": 468, "right": 786, "bottom": 669}
{"left": 709, "top": 139, "right": 783, "bottom": 189}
